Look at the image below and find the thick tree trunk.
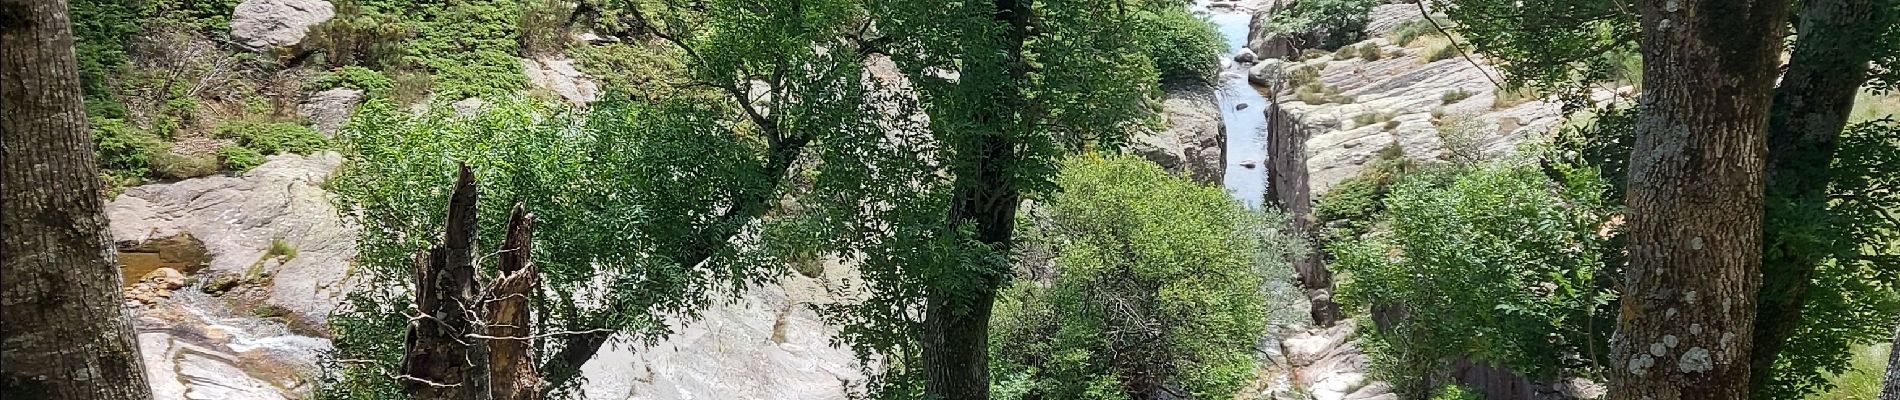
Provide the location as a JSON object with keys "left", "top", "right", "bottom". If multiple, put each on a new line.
{"left": 1607, "top": 0, "right": 1787, "bottom": 399}
{"left": 920, "top": 1, "right": 1033, "bottom": 399}
{"left": 486, "top": 205, "right": 542, "bottom": 400}
{"left": 0, "top": 0, "right": 155, "bottom": 398}
{"left": 1751, "top": 0, "right": 1881, "bottom": 392}
{"left": 400, "top": 166, "right": 491, "bottom": 400}
{"left": 1881, "top": 318, "right": 1900, "bottom": 400}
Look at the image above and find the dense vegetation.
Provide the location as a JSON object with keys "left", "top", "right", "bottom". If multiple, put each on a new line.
{"left": 989, "top": 155, "right": 1301, "bottom": 400}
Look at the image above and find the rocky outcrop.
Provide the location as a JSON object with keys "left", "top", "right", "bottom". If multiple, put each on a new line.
{"left": 522, "top": 57, "right": 601, "bottom": 104}
{"left": 298, "top": 88, "right": 363, "bottom": 137}
{"left": 579, "top": 258, "right": 866, "bottom": 399}
{"left": 108, "top": 152, "right": 358, "bottom": 328}
{"left": 1363, "top": 3, "right": 1428, "bottom": 37}
{"left": 1265, "top": 44, "right": 1564, "bottom": 194}
{"left": 1132, "top": 85, "right": 1226, "bottom": 185}
{"left": 229, "top": 0, "right": 335, "bottom": 50}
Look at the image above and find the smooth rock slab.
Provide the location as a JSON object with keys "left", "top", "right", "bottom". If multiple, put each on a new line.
{"left": 230, "top": 0, "right": 334, "bottom": 50}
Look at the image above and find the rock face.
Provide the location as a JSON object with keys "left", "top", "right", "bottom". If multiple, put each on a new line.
{"left": 579, "top": 259, "right": 865, "bottom": 399}
{"left": 298, "top": 88, "right": 363, "bottom": 137}
{"left": 1363, "top": 3, "right": 1428, "bottom": 37}
{"left": 108, "top": 152, "right": 358, "bottom": 327}
{"left": 522, "top": 57, "right": 601, "bottom": 104}
{"left": 229, "top": 0, "right": 335, "bottom": 50}
{"left": 1131, "top": 85, "right": 1225, "bottom": 185}
{"left": 1265, "top": 43, "right": 1564, "bottom": 194}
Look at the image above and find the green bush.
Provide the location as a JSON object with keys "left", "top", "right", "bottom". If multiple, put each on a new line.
{"left": 1431, "top": 385, "right": 1482, "bottom": 400}
{"left": 990, "top": 155, "right": 1290, "bottom": 400}
{"left": 1440, "top": 88, "right": 1473, "bottom": 104}
{"left": 150, "top": 151, "right": 220, "bottom": 179}
{"left": 1261, "top": 0, "right": 1380, "bottom": 49}
{"left": 1425, "top": 43, "right": 1459, "bottom": 62}
{"left": 1358, "top": 43, "right": 1383, "bottom": 60}
{"left": 1132, "top": 6, "right": 1225, "bottom": 84}
{"left": 1388, "top": 19, "right": 1439, "bottom": 47}
{"left": 91, "top": 117, "right": 166, "bottom": 177}
{"left": 1333, "top": 161, "right": 1617, "bottom": 395}
{"left": 217, "top": 144, "right": 266, "bottom": 172}
{"left": 308, "top": 66, "right": 395, "bottom": 95}
{"left": 213, "top": 121, "right": 327, "bottom": 155}
{"left": 300, "top": 0, "right": 411, "bottom": 69}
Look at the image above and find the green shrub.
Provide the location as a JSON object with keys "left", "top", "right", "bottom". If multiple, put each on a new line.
{"left": 1431, "top": 385, "right": 1482, "bottom": 400}
{"left": 308, "top": 66, "right": 395, "bottom": 95}
{"left": 1425, "top": 43, "right": 1459, "bottom": 62}
{"left": 1358, "top": 43, "right": 1383, "bottom": 60}
{"left": 1288, "top": 64, "right": 1324, "bottom": 87}
{"left": 1261, "top": 0, "right": 1381, "bottom": 50}
{"left": 217, "top": 144, "right": 266, "bottom": 172}
{"left": 213, "top": 121, "right": 327, "bottom": 155}
{"left": 1334, "top": 161, "right": 1617, "bottom": 395}
{"left": 1313, "top": 143, "right": 1412, "bottom": 241}
{"left": 150, "top": 151, "right": 220, "bottom": 179}
{"left": 990, "top": 155, "right": 1290, "bottom": 400}
{"left": 1352, "top": 110, "right": 1396, "bottom": 128}
{"left": 301, "top": 0, "right": 411, "bottom": 69}
{"left": 1388, "top": 19, "right": 1439, "bottom": 47}
{"left": 1440, "top": 88, "right": 1472, "bottom": 104}
{"left": 1334, "top": 45, "right": 1358, "bottom": 60}
{"left": 91, "top": 117, "right": 166, "bottom": 177}
{"left": 518, "top": 0, "right": 573, "bottom": 57}
{"left": 1300, "top": 48, "right": 1331, "bottom": 61}
{"left": 1133, "top": 6, "right": 1225, "bottom": 84}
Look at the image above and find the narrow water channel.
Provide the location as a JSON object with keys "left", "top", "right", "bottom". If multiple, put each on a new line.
{"left": 1202, "top": 8, "right": 1273, "bottom": 208}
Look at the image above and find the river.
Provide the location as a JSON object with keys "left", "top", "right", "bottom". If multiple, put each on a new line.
{"left": 1202, "top": 6, "right": 1273, "bottom": 208}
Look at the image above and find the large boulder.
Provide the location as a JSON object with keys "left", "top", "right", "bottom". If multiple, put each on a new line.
{"left": 108, "top": 152, "right": 357, "bottom": 328}
{"left": 522, "top": 57, "right": 601, "bottom": 104}
{"left": 1130, "top": 85, "right": 1224, "bottom": 185}
{"left": 298, "top": 88, "right": 363, "bottom": 137}
{"left": 229, "top": 0, "right": 335, "bottom": 50}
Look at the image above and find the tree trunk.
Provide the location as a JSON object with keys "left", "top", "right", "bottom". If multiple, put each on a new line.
{"left": 920, "top": 1, "right": 1033, "bottom": 399}
{"left": 400, "top": 166, "right": 491, "bottom": 400}
{"left": 1607, "top": 0, "right": 1787, "bottom": 399}
{"left": 1881, "top": 318, "right": 1900, "bottom": 400}
{"left": 486, "top": 205, "right": 542, "bottom": 400}
{"left": 1751, "top": 0, "right": 1881, "bottom": 392}
{"left": 0, "top": 0, "right": 156, "bottom": 398}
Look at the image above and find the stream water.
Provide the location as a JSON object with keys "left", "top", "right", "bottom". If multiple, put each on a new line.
{"left": 1202, "top": 7, "right": 1274, "bottom": 208}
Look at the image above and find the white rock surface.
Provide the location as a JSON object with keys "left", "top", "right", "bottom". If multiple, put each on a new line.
{"left": 1267, "top": 41, "right": 1565, "bottom": 194}
{"left": 229, "top": 0, "right": 335, "bottom": 50}
{"left": 109, "top": 152, "right": 358, "bottom": 326}
{"left": 578, "top": 259, "right": 865, "bottom": 399}
{"left": 522, "top": 57, "right": 601, "bottom": 104}
{"left": 298, "top": 88, "right": 363, "bottom": 137}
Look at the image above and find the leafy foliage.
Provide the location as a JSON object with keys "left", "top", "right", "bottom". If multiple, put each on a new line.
{"left": 1129, "top": 5, "right": 1226, "bottom": 84}
{"left": 1259, "top": 0, "right": 1380, "bottom": 50}
{"left": 321, "top": 97, "right": 799, "bottom": 397}
{"left": 1434, "top": 0, "right": 1638, "bottom": 105}
{"left": 212, "top": 121, "right": 328, "bottom": 156}
{"left": 307, "top": 66, "right": 396, "bottom": 96}
{"left": 1334, "top": 160, "right": 1619, "bottom": 395}
{"left": 1758, "top": 118, "right": 1900, "bottom": 398}
{"left": 988, "top": 155, "right": 1290, "bottom": 400}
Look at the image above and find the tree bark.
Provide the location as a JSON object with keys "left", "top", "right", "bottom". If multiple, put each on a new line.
{"left": 486, "top": 204, "right": 542, "bottom": 400}
{"left": 0, "top": 0, "right": 156, "bottom": 398}
{"left": 920, "top": 1, "right": 1034, "bottom": 399}
{"left": 1607, "top": 0, "right": 1787, "bottom": 399}
{"left": 1751, "top": 0, "right": 1881, "bottom": 392}
{"left": 1881, "top": 317, "right": 1900, "bottom": 400}
{"left": 400, "top": 165, "right": 491, "bottom": 400}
